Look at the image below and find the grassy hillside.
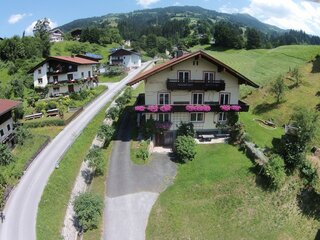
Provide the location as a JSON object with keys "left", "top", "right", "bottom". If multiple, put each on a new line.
{"left": 192, "top": 45, "right": 320, "bottom": 87}
{"left": 50, "top": 41, "right": 119, "bottom": 62}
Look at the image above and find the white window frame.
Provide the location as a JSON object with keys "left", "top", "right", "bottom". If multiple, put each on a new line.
{"left": 203, "top": 71, "right": 215, "bottom": 82}
{"left": 158, "top": 92, "right": 170, "bottom": 105}
{"left": 158, "top": 113, "right": 170, "bottom": 123}
{"left": 219, "top": 92, "right": 230, "bottom": 105}
{"left": 192, "top": 92, "right": 204, "bottom": 105}
{"left": 38, "top": 78, "right": 43, "bottom": 84}
{"left": 190, "top": 112, "right": 204, "bottom": 122}
{"left": 218, "top": 112, "right": 228, "bottom": 123}
{"left": 178, "top": 71, "right": 190, "bottom": 82}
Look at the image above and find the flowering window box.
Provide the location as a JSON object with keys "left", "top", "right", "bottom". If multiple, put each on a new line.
{"left": 186, "top": 105, "right": 211, "bottom": 112}
{"left": 134, "top": 105, "right": 146, "bottom": 112}
{"left": 159, "top": 105, "right": 172, "bottom": 112}
{"left": 147, "top": 105, "right": 158, "bottom": 112}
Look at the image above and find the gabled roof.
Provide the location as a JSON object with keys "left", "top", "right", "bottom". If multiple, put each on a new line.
{"left": 109, "top": 48, "right": 140, "bottom": 57}
{"left": 49, "top": 28, "right": 64, "bottom": 34}
{"left": 77, "top": 53, "right": 103, "bottom": 61}
{"left": 0, "top": 99, "right": 20, "bottom": 116}
{"left": 28, "top": 56, "right": 99, "bottom": 74}
{"left": 127, "top": 50, "right": 259, "bottom": 88}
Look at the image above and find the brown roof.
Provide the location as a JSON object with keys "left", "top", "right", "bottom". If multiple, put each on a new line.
{"left": 28, "top": 56, "right": 99, "bottom": 74}
{"left": 127, "top": 50, "right": 259, "bottom": 88}
{"left": 109, "top": 48, "right": 140, "bottom": 57}
{"left": 0, "top": 99, "right": 20, "bottom": 115}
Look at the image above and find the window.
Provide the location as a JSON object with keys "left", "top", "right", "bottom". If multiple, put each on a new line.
{"left": 53, "top": 87, "right": 60, "bottom": 93}
{"left": 204, "top": 72, "right": 215, "bottom": 82}
{"left": 88, "top": 71, "right": 91, "bottom": 77}
{"left": 192, "top": 93, "right": 203, "bottom": 105}
{"left": 190, "top": 112, "right": 204, "bottom": 122}
{"left": 53, "top": 76, "right": 58, "bottom": 82}
{"left": 38, "top": 69, "right": 42, "bottom": 74}
{"left": 0, "top": 129, "right": 4, "bottom": 137}
{"left": 67, "top": 74, "right": 73, "bottom": 81}
{"left": 218, "top": 112, "right": 227, "bottom": 122}
{"left": 81, "top": 72, "right": 84, "bottom": 78}
{"left": 7, "top": 124, "right": 11, "bottom": 131}
{"left": 219, "top": 93, "right": 230, "bottom": 105}
{"left": 178, "top": 71, "right": 190, "bottom": 82}
{"left": 158, "top": 93, "right": 170, "bottom": 105}
{"left": 158, "top": 113, "right": 170, "bottom": 122}
{"left": 38, "top": 78, "right": 43, "bottom": 84}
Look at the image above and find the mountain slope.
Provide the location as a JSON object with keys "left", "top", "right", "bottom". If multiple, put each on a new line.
{"left": 58, "top": 6, "right": 284, "bottom": 34}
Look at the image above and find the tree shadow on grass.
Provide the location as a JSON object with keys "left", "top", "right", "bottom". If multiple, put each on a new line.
{"left": 248, "top": 165, "right": 271, "bottom": 191}
{"left": 253, "top": 102, "right": 279, "bottom": 115}
{"left": 297, "top": 188, "right": 320, "bottom": 221}
{"left": 312, "top": 55, "right": 320, "bottom": 73}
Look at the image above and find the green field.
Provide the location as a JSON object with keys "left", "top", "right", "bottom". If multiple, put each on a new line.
{"left": 147, "top": 144, "right": 319, "bottom": 240}
{"left": 192, "top": 45, "right": 320, "bottom": 87}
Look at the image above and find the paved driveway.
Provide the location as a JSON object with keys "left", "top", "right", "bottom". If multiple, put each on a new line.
{"left": 0, "top": 63, "right": 151, "bottom": 240}
{"left": 104, "top": 112, "right": 177, "bottom": 240}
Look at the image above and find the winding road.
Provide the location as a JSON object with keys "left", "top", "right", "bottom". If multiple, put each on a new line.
{"left": 0, "top": 62, "right": 151, "bottom": 240}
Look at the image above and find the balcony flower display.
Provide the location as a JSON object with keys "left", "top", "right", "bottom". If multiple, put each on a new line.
{"left": 134, "top": 105, "right": 146, "bottom": 112}
{"left": 186, "top": 105, "right": 211, "bottom": 112}
{"left": 230, "top": 105, "right": 242, "bottom": 111}
{"left": 155, "top": 121, "right": 172, "bottom": 130}
{"left": 220, "top": 105, "right": 231, "bottom": 111}
{"left": 147, "top": 105, "right": 158, "bottom": 112}
{"left": 159, "top": 105, "right": 172, "bottom": 112}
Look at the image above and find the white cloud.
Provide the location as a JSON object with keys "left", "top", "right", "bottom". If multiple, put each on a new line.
{"left": 173, "top": 1, "right": 181, "bottom": 6}
{"left": 136, "top": 0, "right": 160, "bottom": 8}
{"left": 25, "top": 18, "right": 58, "bottom": 36}
{"left": 241, "top": 0, "right": 320, "bottom": 35}
{"left": 8, "top": 13, "right": 32, "bottom": 24}
{"left": 219, "top": 4, "right": 240, "bottom": 14}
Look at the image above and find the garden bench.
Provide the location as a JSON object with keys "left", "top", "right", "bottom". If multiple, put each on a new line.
{"left": 47, "top": 108, "right": 59, "bottom": 117}
{"left": 24, "top": 113, "right": 43, "bottom": 120}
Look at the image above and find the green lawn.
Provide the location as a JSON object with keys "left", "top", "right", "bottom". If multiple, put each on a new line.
{"left": 99, "top": 73, "right": 128, "bottom": 83}
{"left": 240, "top": 111, "right": 283, "bottom": 149}
{"left": 36, "top": 104, "right": 108, "bottom": 240}
{"left": 191, "top": 45, "right": 320, "bottom": 87}
{"left": 147, "top": 144, "right": 319, "bottom": 240}
{"left": 0, "top": 66, "right": 11, "bottom": 86}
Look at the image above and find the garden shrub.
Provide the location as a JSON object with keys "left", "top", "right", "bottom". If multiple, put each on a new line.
{"left": 300, "top": 160, "right": 318, "bottom": 188}
{"left": 143, "top": 119, "right": 157, "bottom": 139}
{"left": 115, "top": 95, "right": 127, "bottom": 109}
{"left": 23, "top": 119, "right": 65, "bottom": 128}
{"left": 136, "top": 140, "right": 150, "bottom": 162}
{"left": 174, "top": 135, "right": 196, "bottom": 163}
{"left": 73, "top": 192, "right": 104, "bottom": 232}
{"left": 263, "top": 156, "right": 286, "bottom": 189}
{"left": 176, "top": 122, "right": 195, "bottom": 137}
{"left": 97, "top": 124, "right": 115, "bottom": 147}
{"left": 106, "top": 106, "right": 120, "bottom": 120}
{"left": 0, "top": 144, "right": 15, "bottom": 166}
{"left": 35, "top": 101, "right": 47, "bottom": 113}
{"left": 47, "top": 101, "right": 58, "bottom": 110}
{"left": 15, "top": 126, "right": 32, "bottom": 145}
{"left": 86, "top": 148, "right": 104, "bottom": 176}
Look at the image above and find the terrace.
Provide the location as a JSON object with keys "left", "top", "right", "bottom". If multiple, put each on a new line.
{"left": 167, "top": 79, "right": 225, "bottom": 91}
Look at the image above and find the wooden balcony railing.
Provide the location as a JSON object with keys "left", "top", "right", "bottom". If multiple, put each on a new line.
{"left": 167, "top": 79, "right": 225, "bottom": 91}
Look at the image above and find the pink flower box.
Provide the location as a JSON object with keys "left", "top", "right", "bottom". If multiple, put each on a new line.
{"left": 159, "top": 105, "right": 172, "bottom": 112}
{"left": 230, "top": 105, "right": 242, "bottom": 111}
{"left": 186, "top": 105, "right": 211, "bottom": 112}
{"left": 147, "top": 105, "right": 158, "bottom": 112}
{"left": 220, "top": 105, "right": 231, "bottom": 111}
{"left": 134, "top": 105, "right": 146, "bottom": 112}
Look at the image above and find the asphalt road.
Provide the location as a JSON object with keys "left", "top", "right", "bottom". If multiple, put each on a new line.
{"left": 0, "top": 62, "right": 150, "bottom": 240}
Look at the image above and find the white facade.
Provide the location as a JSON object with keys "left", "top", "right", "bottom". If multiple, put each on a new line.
{"left": 0, "top": 117, "right": 14, "bottom": 143}
{"left": 49, "top": 30, "right": 64, "bottom": 42}
{"left": 143, "top": 57, "right": 240, "bottom": 132}
{"left": 32, "top": 62, "right": 98, "bottom": 97}
{"left": 110, "top": 53, "right": 141, "bottom": 69}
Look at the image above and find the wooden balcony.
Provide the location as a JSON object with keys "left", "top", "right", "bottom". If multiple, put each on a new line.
{"left": 167, "top": 79, "right": 225, "bottom": 91}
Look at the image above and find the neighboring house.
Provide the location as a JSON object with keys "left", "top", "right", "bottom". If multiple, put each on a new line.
{"left": 124, "top": 40, "right": 131, "bottom": 47}
{"left": 49, "top": 29, "right": 64, "bottom": 42}
{"left": 109, "top": 49, "right": 141, "bottom": 69}
{"left": 70, "top": 29, "right": 82, "bottom": 41}
{"left": 128, "top": 50, "right": 259, "bottom": 145}
{"left": 0, "top": 99, "right": 20, "bottom": 147}
{"left": 28, "top": 56, "right": 99, "bottom": 97}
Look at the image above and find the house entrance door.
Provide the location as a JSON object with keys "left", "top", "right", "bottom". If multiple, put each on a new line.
{"left": 68, "top": 85, "right": 74, "bottom": 93}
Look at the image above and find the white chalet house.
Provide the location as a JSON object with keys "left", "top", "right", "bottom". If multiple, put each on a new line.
{"left": 49, "top": 29, "right": 64, "bottom": 42}
{"left": 28, "top": 56, "right": 99, "bottom": 97}
{"left": 128, "top": 50, "right": 259, "bottom": 145}
{"left": 0, "top": 99, "right": 20, "bottom": 147}
{"left": 109, "top": 49, "right": 141, "bottom": 69}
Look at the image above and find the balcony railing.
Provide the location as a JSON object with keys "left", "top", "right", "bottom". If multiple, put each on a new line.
{"left": 167, "top": 79, "right": 225, "bottom": 91}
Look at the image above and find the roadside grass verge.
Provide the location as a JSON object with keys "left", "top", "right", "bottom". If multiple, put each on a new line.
{"left": 99, "top": 73, "right": 128, "bottom": 83}
{"left": 36, "top": 104, "right": 109, "bottom": 240}
{"left": 82, "top": 143, "right": 113, "bottom": 240}
{"left": 147, "top": 144, "right": 319, "bottom": 240}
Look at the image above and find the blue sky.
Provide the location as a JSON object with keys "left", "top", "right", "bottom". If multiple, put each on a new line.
{"left": 1, "top": 0, "right": 320, "bottom": 37}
